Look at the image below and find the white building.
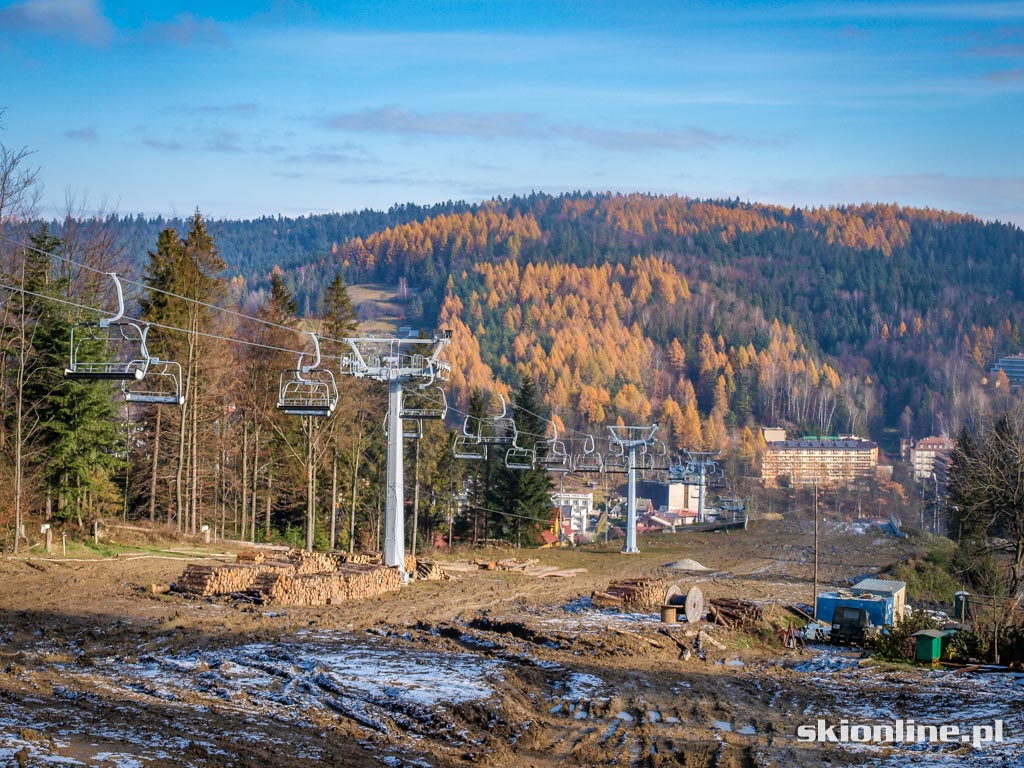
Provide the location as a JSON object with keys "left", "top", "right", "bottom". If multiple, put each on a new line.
{"left": 911, "top": 436, "right": 954, "bottom": 484}
{"left": 552, "top": 492, "right": 594, "bottom": 540}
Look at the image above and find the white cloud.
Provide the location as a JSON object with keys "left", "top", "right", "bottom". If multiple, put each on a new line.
{"left": 0, "top": 0, "right": 113, "bottom": 45}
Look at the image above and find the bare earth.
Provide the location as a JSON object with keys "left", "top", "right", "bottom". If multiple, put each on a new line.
{"left": 1, "top": 521, "right": 1022, "bottom": 767}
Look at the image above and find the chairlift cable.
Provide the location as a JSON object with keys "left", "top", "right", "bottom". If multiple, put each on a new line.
{"left": 2, "top": 235, "right": 344, "bottom": 347}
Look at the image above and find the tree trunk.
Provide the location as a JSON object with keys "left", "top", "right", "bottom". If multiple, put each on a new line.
{"left": 148, "top": 406, "right": 161, "bottom": 523}
{"left": 306, "top": 417, "right": 315, "bottom": 552}
{"left": 330, "top": 450, "right": 338, "bottom": 549}
{"left": 265, "top": 461, "right": 273, "bottom": 539}
{"left": 240, "top": 422, "right": 249, "bottom": 539}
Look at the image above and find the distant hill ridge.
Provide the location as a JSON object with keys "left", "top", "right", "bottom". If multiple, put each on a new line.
{"left": 46, "top": 192, "right": 1024, "bottom": 442}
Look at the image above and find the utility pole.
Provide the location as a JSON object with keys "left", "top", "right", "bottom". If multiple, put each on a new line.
{"left": 813, "top": 480, "right": 819, "bottom": 620}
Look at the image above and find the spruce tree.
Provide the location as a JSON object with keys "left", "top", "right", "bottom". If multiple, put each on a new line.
{"left": 21, "top": 228, "right": 121, "bottom": 522}
{"left": 487, "top": 374, "right": 552, "bottom": 545}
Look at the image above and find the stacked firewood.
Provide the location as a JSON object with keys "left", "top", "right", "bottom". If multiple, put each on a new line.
{"left": 235, "top": 550, "right": 267, "bottom": 565}
{"left": 174, "top": 549, "right": 401, "bottom": 606}
{"left": 591, "top": 578, "right": 666, "bottom": 611}
{"left": 287, "top": 549, "right": 337, "bottom": 574}
{"left": 252, "top": 563, "right": 401, "bottom": 607}
{"left": 415, "top": 560, "right": 450, "bottom": 581}
{"left": 336, "top": 552, "right": 381, "bottom": 565}
{"left": 404, "top": 554, "right": 417, "bottom": 575}
{"left": 707, "top": 597, "right": 764, "bottom": 628}
{"left": 175, "top": 564, "right": 263, "bottom": 596}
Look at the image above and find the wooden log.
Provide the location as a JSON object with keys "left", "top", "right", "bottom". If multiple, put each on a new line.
{"left": 591, "top": 591, "right": 626, "bottom": 609}
{"left": 415, "top": 560, "right": 450, "bottom": 581}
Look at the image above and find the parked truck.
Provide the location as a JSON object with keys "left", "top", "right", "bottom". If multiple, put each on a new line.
{"left": 830, "top": 605, "right": 872, "bottom": 646}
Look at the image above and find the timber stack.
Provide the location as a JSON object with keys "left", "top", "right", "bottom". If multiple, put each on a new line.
{"left": 708, "top": 597, "right": 765, "bottom": 628}
{"left": 416, "top": 560, "right": 450, "bottom": 581}
{"left": 174, "top": 549, "right": 401, "bottom": 606}
{"left": 591, "top": 578, "right": 666, "bottom": 611}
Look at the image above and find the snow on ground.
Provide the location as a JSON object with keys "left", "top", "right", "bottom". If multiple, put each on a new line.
{"left": 791, "top": 648, "right": 1024, "bottom": 766}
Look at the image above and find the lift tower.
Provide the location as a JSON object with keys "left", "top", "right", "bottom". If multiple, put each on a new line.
{"left": 607, "top": 423, "right": 660, "bottom": 554}
{"left": 341, "top": 332, "right": 451, "bottom": 581}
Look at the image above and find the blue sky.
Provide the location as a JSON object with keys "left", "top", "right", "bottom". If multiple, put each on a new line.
{"left": 1, "top": 0, "right": 1022, "bottom": 225}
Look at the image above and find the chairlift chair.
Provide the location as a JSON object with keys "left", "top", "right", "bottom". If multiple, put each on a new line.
{"left": 505, "top": 434, "right": 537, "bottom": 470}
{"left": 64, "top": 272, "right": 150, "bottom": 381}
{"left": 476, "top": 395, "right": 516, "bottom": 445}
{"left": 453, "top": 434, "right": 487, "bottom": 460}
{"left": 535, "top": 422, "right": 570, "bottom": 471}
{"left": 277, "top": 333, "right": 339, "bottom": 417}
{"left": 122, "top": 358, "right": 185, "bottom": 406}
{"left": 573, "top": 434, "right": 604, "bottom": 473}
{"left": 603, "top": 452, "right": 629, "bottom": 474}
{"left": 400, "top": 386, "right": 448, "bottom": 420}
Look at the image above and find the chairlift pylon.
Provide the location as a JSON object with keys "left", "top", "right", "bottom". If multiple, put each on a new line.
{"left": 277, "top": 332, "right": 338, "bottom": 417}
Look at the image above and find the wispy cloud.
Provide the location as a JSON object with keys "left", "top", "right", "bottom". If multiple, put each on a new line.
{"left": 963, "top": 42, "right": 1024, "bottom": 56}
{"left": 167, "top": 102, "right": 261, "bottom": 115}
{"left": 983, "top": 66, "right": 1024, "bottom": 81}
{"left": 325, "top": 107, "right": 546, "bottom": 141}
{"left": 284, "top": 144, "right": 373, "bottom": 165}
{"left": 203, "top": 132, "right": 243, "bottom": 153}
{"left": 801, "top": 3, "right": 1024, "bottom": 21}
{"left": 140, "top": 13, "right": 227, "bottom": 47}
{"left": 564, "top": 124, "right": 777, "bottom": 152}
{"left": 0, "top": 0, "right": 113, "bottom": 45}
{"left": 143, "top": 137, "right": 185, "bottom": 151}
{"left": 64, "top": 125, "right": 96, "bottom": 141}
{"left": 324, "top": 107, "right": 771, "bottom": 153}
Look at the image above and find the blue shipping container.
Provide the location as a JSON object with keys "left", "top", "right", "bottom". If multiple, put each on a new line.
{"left": 816, "top": 591, "right": 895, "bottom": 627}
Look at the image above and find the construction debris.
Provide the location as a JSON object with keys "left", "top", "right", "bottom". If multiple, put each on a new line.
{"left": 708, "top": 597, "right": 765, "bottom": 628}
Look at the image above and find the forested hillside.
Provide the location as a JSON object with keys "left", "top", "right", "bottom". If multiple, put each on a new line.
{"left": 69, "top": 193, "right": 1024, "bottom": 448}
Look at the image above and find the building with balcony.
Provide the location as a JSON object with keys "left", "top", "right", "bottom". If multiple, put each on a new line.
{"left": 761, "top": 436, "right": 878, "bottom": 488}
{"left": 991, "top": 354, "right": 1024, "bottom": 384}
{"left": 910, "top": 435, "right": 955, "bottom": 484}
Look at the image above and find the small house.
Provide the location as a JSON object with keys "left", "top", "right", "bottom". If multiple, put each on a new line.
{"left": 816, "top": 590, "right": 894, "bottom": 627}
{"left": 852, "top": 578, "right": 907, "bottom": 623}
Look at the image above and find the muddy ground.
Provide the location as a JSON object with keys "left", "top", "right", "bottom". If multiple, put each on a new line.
{"left": 1, "top": 521, "right": 1022, "bottom": 767}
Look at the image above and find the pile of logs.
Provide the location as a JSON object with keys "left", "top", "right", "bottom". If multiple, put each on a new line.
{"left": 252, "top": 564, "right": 402, "bottom": 607}
{"left": 415, "top": 560, "right": 451, "bottom": 581}
{"left": 176, "top": 564, "right": 266, "bottom": 596}
{"left": 174, "top": 548, "right": 401, "bottom": 606}
{"left": 336, "top": 552, "right": 381, "bottom": 565}
{"left": 592, "top": 578, "right": 666, "bottom": 611}
{"left": 707, "top": 597, "right": 765, "bottom": 628}
{"left": 287, "top": 550, "right": 338, "bottom": 574}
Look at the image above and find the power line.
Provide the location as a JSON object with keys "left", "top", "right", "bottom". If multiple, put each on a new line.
{"left": 0, "top": 279, "right": 307, "bottom": 358}
{"left": 1, "top": 234, "right": 344, "bottom": 348}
